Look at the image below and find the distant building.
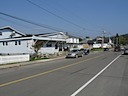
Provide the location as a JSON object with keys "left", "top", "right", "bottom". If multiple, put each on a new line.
{"left": 92, "top": 36, "right": 113, "bottom": 48}
{"left": 65, "top": 34, "right": 80, "bottom": 49}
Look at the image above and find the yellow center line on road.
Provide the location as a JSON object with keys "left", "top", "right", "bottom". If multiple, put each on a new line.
{"left": 0, "top": 54, "right": 105, "bottom": 87}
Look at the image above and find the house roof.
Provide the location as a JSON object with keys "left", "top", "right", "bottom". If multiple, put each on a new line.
{"left": 67, "top": 34, "right": 80, "bottom": 39}
{"left": 0, "top": 35, "right": 66, "bottom": 42}
{"left": 0, "top": 26, "right": 78, "bottom": 43}
{"left": 0, "top": 26, "right": 26, "bottom": 36}
{"left": 0, "top": 26, "right": 67, "bottom": 42}
{"left": 28, "top": 32, "right": 67, "bottom": 38}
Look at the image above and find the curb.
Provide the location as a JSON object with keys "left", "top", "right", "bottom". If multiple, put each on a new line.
{"left": 0, "top": 51, "right": 103, "bottom": 69}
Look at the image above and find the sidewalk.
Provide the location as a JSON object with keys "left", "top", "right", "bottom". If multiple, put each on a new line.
{"left": 0, "top": 54, "right": 66, "bottom": 69}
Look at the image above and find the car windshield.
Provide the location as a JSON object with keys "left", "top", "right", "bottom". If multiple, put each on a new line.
{"left": 71, "top": 50, "right": 78, "bottom": 52}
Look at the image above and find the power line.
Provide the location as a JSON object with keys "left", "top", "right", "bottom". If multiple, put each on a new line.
{"left": 0, "top": 16, "right": 52, "bottom": 33}
{"left": 0, "top": 16, "right": 29, "bottom": 28}
{"left": 26, "top": 0, "right": 85, "bottom": 29}
{"left": 0, "top": 11, "right": 98, "bottom": 37}
{"left": 26, "top": 0, "right": 102, "bottom": 32}
{"left": 44, "top": 0, "right": 104, "bottom": 29}
{"left": 0, "top": 11, "right": 63, "bottom": 32}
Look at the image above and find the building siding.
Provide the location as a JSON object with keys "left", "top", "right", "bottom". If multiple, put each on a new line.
{"left": 0, "top": 40, "right": 33, "bottom": 54}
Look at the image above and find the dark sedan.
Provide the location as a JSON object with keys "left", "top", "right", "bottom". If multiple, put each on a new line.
{"left": 80, "top": 49, "right": 90, "bottom": 55}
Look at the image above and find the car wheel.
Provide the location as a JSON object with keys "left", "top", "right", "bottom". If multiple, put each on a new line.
{"left": 75, "top": 55, "right": 78, "bottom": 58}
{"left": 122, "top": 51, "right": 124, "bottom": 55}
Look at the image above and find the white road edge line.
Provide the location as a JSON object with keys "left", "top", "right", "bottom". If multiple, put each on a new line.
{"left": 70, "top": 54, "right": 121, "bottom": 96}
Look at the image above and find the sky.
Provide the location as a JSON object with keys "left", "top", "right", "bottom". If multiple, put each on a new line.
{"left": 0, "top": 0, "right": 128, "bottom": 38}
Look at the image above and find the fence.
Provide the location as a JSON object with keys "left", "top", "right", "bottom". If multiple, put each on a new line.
{"left": 0, "top": 54, "right": 30, "bottom": 64}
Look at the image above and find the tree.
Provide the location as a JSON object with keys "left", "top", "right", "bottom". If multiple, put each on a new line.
{"left": 118, "top": 34, "right": 128, "bottom": 45}
{"left": 32, "top": 40, "right": 43, "bottom": 58}
{"left": 119, "top": 36, "right": 126, "bottom": 45}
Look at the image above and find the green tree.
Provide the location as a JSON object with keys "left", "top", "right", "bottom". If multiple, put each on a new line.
{"left": 119, "top": 34, "right": 128, "bottom": 45}
{"left": 119, "top": 36, "right": 126, "bottom": 45}
{"left": 32, "top": 40, "right": 43, "bottom": 58}
{"left": 79, "top": 38, "right": 82, "bottom": 42}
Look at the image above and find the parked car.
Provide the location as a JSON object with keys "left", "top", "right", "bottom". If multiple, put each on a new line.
{"left": 80, "top": 49, "right": 90, "bottom": 55}
{"left": 66, "top": 49, "right": 83, "bottom": 58}
{"left": 122, "top": 45, "right": 128, "bottom": 55}
{"left": 104, "top": 48, "right": 109, "bottom": 51}
{"left": 114, "top": 45, "right": 121, "bottom": 52}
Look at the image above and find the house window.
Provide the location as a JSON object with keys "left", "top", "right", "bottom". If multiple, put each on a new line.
{"left": 46, "top": 42, "right": 52, "bottom": 47}
{"left": 6, "top": 42, "right": 8, "bottom": 46}
{"left": 0, "top": 32, "right": 2, "bottom": 36}
{"left": 55, "top": 43, "right": 58, "bottom": 49}
{"left": 15, "top": 41, "right": 17, "bottom": 45}
{"left": 2, "top": 42, "right": 8, "bottom": 46}
{"left": 15, "top": 41, "right": 21, "bottom": 45}
{"left": 3, "top": 42, "right": 5, "bottom": 46}
{"left": 18, "top": 41, "right": 21, "bottom": 45}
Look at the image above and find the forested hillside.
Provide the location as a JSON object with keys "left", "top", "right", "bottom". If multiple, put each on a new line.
{"left": 119, "top": 34, "right": 128, "bottom": 45}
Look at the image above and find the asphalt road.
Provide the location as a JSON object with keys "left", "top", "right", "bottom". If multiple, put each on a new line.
{"left": 0, "top": 51, "right": 128, "bottom": 96}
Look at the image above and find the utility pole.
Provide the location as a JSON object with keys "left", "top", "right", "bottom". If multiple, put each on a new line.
{"left": 102, "top": 30, "right": 105, "bottom": 48}
{"left": 115, "top": 33, "right": 119, "bottom": 45}
{"left": 108, "top": 32, "right": 110, "bottom": 43}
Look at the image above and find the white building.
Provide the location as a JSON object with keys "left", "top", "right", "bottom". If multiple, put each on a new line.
{"left": 65, "top": 35, "right": 80, "bottom": 50}
{"left": 0, "top": 26, "right": 67, "bottom": 55}
{"left": 0, "top": 26, "right": 80, "bottom": 55}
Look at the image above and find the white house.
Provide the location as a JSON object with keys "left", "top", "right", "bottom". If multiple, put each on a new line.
{"left": 0, "top": 26, "right": 67, "bottom": 55}
{"left": 65, "top": 35, "right": 80, "bottom": 50}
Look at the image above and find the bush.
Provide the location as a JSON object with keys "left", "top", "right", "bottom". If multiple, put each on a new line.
{"left": 91, "top": 48, "right": 104, "bottom": 52}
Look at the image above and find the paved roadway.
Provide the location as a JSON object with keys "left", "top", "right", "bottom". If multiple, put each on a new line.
{"left": 0, "top": 51, "right": 128, "bottom": 96}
